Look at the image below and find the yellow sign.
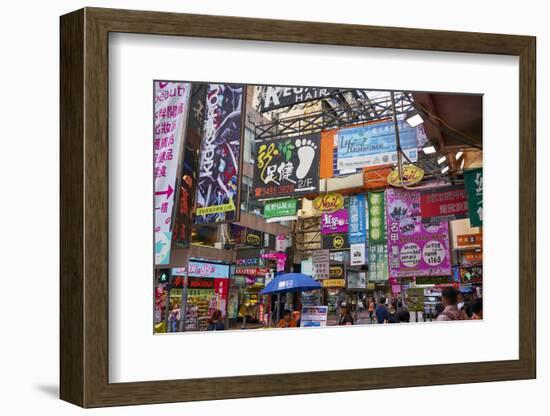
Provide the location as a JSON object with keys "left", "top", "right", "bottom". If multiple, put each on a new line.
{"left": 387, "top": 165, "right": 424, "bottom": 187}
{"left": 313, "top": 193, "right": 344, "bottom": 213}
{"left": 322, "top": 279, "right": 346, "bottom": 288}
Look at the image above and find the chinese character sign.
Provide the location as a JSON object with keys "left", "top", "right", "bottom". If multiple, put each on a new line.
{"left": 194, "top": 84, "right": 245, "bottom": 225}
{"left": 386, "top": 189, "right": 451, "bottom": 278}
{"left": 348, "top": 194, "right": 367, "bottom": 244}
{"left": 253, "top": 133, "right": 320, "bottom": 199}
{"left": 368, "top": 192, "right": 387, "bottom": 244}
{"left": 368, "top": 244, "right": 389, "bottom": 281}
{"left": 154, "top": 81, "right": 191, "bottom": 265}
{"left": 321, "top": 209, "right": 349, "bottom": 234}
{"left": 420, "top": 185, "right": 469, "bottom": 224}
{"left": 464, "top": 168, "right": 483, "bottom": 227}
{"left": 312, "top": 249, "right": 330, "bottom": 279}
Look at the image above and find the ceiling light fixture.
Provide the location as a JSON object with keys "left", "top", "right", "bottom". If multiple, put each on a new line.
{"left": 422, "top": 145, "right": 436, "bottom": 154}
{"left": 437, "top": 155, "right": 447, "bottom": 165}
{"left": 455, "top": 150, "right": 464, "bottom": 160}
{"left": 405, "top": 111, "right": 424, "bottom": 127}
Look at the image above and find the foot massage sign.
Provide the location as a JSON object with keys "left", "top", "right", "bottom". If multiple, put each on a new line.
{"left": 252, "top": 133, "right": 321, "bottom": 199}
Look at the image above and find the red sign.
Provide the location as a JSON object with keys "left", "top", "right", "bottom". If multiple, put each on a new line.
{"left": 463, "top": 250, "right": 483, "bottom": 264}
{"left": 420, "top": 186, "right": 469, "bottom": 223}
{"left": 234, "top": 267, "right": 269, "bottom": 276}
{"left": 172, "top": 276, "right": 215, "bottom": 289}
{"left": 457, "top": 233, "right": 483, "bottom": 247}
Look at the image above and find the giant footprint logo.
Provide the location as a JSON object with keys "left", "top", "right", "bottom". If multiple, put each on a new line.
{"left": 295, "top": 138, "right": 317, "bottom": 179}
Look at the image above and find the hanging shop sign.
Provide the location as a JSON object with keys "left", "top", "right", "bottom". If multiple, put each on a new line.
{"left": 262, "top": 252, "right": 287, "bottom": 272}
{"left": 462, "top": 250, "right": 483, "bottom": 265}
{"left": 259, "top": 86, "right": 341, "bottom": 112}
{"left": 348, "top": 194, "right": 367, "bottom": 244}
{"left": 405, "top": 288, "right": 425, "bottom": 312}
{"left": 464, "top": 168, "right": 483, "bottom": 227}
{"left": 415, "top": 275, "right": 453, "bottom": 285}
{"left": 194, "top": 84, "right": 245, "bottom": 224}
{"left": 172, "top": 261, "right": 230, "bottom": 279}
{"left": 173, "top": 83, "right": 206, "bottom": 248}
{"left": 275, "top": 234, "right": 289, "bottom": 253}
{"left": 350, "top": 243, "right": 366, "bottom": 266}
{"left": 234, "top": 267, "right": 269, "bottom": 277}
{"left": 322, "top": 233, "right": 349, "bottom": 251}
{"left": 322, "top": 279, "right": 346, "bottom": 288}
{"left": 387, "top": 165, "right": 425, "bottom": 187}
{"left": 321, "top": 209, "right": 349, "bottom": 234}
{"left": 347, "top": 270, "right": 367, "bottom": 290}
{"left": 329, "top": 265, "right": 345, "bottom": 279}
{"left": 336, "top": 120, "right": 418, "bottom": 171}
{"left": 253, "top": 133, "right": 320, "bottom": 199}
{"left": 386, "top": 189, "right": 452, "bottom": 278}
{"left": 300, "top": 305, "right": 329, "bottom": 327}
{"left": 420, "top": 185, "right": 469, "bottom": 224}
{"left": 313, "top": 193, "right": 344, "bottom": 213}
{"left": 171, "top": 277, "right": 215, "bottom": 289}
{"left": 368, "top": 192, "right": 387, "bottom": 244}
{"left": 368, "top": 244, "right": 389, "bottom": 282}
{"left": 459, "top": 266, "right": 483, "bottom": 283}
{"left": 263, "top": 198, "right": 298, "bottom": 219}
{"left": 154, "top": 81, "right": 192, "bottom": 265}
{"left": 457, "top": 233, "right": 483, "bottom": 247}
{"left": 363, "top": 165, "right": 392, "bottom": 190}
{"left": 243, "top": 228, "right": 262, "bottom": 246}
{"left": 312, "top": 249, "right": 330, "bottom": 280}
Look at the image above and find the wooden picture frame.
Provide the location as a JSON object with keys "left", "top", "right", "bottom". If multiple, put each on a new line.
{"left": 60, "top": 7, "right": 536, "bottom": 408}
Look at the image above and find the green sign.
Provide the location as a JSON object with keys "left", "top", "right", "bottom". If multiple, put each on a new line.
{"left": 464, "top": 168, "right": 483, "bottom": 227}
{"left": 415, "top": 275, "right": 452, "bottom": 285}
{"left": 368, "top": 192, "right": 386, "bottom": 244}
{"left": 263, "top": 198, "right": 298, "bottom": 219}
{"left": 368, "top": 244, "right": 389, "bottom": 281}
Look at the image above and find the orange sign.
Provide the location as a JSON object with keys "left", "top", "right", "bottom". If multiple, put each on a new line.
{"left": 363, "top": 165, "right": 392, "bottom": 189}
{"left": 457, "top": 233, "right": 483, "bottom": 247}
{"left": 313, "top": 193, "right": 344, "bottom": 213}
{"left": 463, "top": 250, "right": 483, "bottom": 264}
{"left": 387, "top": 165, "right": 424, "bottom": 187}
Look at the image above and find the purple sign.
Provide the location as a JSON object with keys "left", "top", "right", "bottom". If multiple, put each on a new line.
{"left": 386, "top": 189, "right": 451, "bottom": 278}
{"left": 321, "top": 209, "right": 349, "bottom": 235}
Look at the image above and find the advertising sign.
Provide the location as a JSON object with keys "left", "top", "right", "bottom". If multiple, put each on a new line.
{"left": 368, "top": 192, "right": 387, "bottom": 244}
{"left": 322, "top": 233, "right": 349, "bottom": 251}
{"left": 406, "top": 288, "right": 425, "bottom": 312}
{"left": 172, "top": 261, "right": 230, "bottom": 279}
{"left": 420, "top": 186, "right": 469, "bottom": 224}
{"left": 463, "top": 250, "right": 483, "bottom": 265}
{"left": 300, "top": 305, "right": 329, "bottom": 327}
{"left": 154, "top": 81, "right": 192, "bottom": 265}
{"left": 253, "top": 133, "right": 320, "bottom": 199}
{"left": 321, "top": 209, "right": 349, "bottom": 234}
{"left": 459, "top": 265, "right": 483, "bottom": 283}
{"left": 313, "top": 193, "right": 344, "bottom": 213}
{"left": 457, "top": 233, "right": 483, "bottom": 246}
{"left": 259, "top": 86, "right": 341, "bottom": 112}
{"left": 194, "top": 84, "right": 245, "bottom": 224}
{"left": 387, "top": 165, "right": 424, "bottom": 187}
{"left": 312, "top": 249, "right": 330, "bottom": 280}
{"left": 464, "top": 168, "right": 483, "bottom": 227}
{"left": 348, "top": 194, "right": 367, "bottom": 244}
{"left": 347, "top": 270, "right": 367, "bottom": 290}
{"left": 337, "top": 120, "right": 418, "bottom": 171}
{"left": 329, "top": 265, "right": 345, "bottom": 279}
{"left": 386, "top": 189, "right": 452, "bottom": 278}
{"left": 368, "top": 244, "right": 389, "bottom": 281}
{"left": 243, "top": 228, "right": 262, "bottom": 246}
{"left": 234, "top": 267, "right": 269, "bottom": 277}
{"left": 350, "top": 243, "right": 366, "bottom": 266}
{"left": 322, "top": 279, "right": 346, "bottom": 288}
{"left": 263, "top": 198, "right": 298, "bottom": 219}
{"left": 363, "top": 165, "right": 392, "bottom": 189}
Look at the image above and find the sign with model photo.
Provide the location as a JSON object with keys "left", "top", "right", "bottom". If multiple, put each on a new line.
{"left": 253, "top": 133, "right": 320, "bottom": 199}
{"left": 336, "top": 120, "right": 418, "bottom": 170}
{"left": 420, "top": 185, "right": 469, "bottom": 224}
{"left": 259, "top": 86, "right": 341, "bottom": 112}
{"left": 312, "top": 249, "right": 330, "bottom": 280}
{"left": 386, "top": 189, "right": 452, "bottom": 278}
{"left": 194, "top": 84, "right": 245, "bottom": 224}
{"left": 348, "top": 194, "right": 367, "bottom": 244}
{"left": 154, "top": 81, "right": 192, "bottom": 265}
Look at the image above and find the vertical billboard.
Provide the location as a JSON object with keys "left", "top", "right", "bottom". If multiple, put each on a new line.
{"left": 386, "top": 189, "right": 451, "bottom": 278}
{"left": 194, "top": 84, "right": 245, "bottom": 224}
{"left": 464, "top": 168, "right": 483, "bottom": 227}
{"left": 154, "top": 81, "right": 191, "bottom": 265}
{"left": 348, "top": 194, "right": 367, "bottom": 244}
{"left": 368, "top": 192, "right": 387, "bottom": 244}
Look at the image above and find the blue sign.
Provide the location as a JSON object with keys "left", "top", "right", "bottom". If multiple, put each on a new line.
{"left": 337, "top": 120, "right": 418, "bottom": 170}
{"left": 348, "top": 194, "right": 367, "bottom": 244}
{"left": 155, "top": 231, "right": 172, "bottom": 265}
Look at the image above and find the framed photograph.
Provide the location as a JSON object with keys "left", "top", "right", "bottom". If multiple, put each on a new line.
{"left": 60, "top": 7, "right": 536, "bottom": 408}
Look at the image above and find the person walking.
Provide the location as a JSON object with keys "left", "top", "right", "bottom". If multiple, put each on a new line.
{"left": 338, "top": 302, "right": 354, "bottom": 325}
{"left": 168, "top": 302, "right": 180, "bottom": 333}
{"left": 397, "top": 301, "right": 410, "bottom": 323}
{"left": 375, "top": 297, "right": 389, "bottom": 324}
{"left": 436, "top": 287, "right": 463, "bottom": 321}
{"left": 207, "top": 309, "right": 225, "bottom": 331}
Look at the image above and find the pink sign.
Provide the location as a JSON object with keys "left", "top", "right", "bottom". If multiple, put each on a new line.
{"left": 321, "top": 209, "right": 349, "bottom": 234}
{"left": 386, "top": 189, "right": 451, "bottom": 278}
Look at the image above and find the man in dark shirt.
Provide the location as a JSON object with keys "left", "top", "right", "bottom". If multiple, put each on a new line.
{"left": 375, "top": 297, "right": 389, "bottom": 324}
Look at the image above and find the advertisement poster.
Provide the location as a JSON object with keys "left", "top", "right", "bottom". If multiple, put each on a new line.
{"left": 172, "top": 261, "right": 230, "bottom": 279}
{"left": 420, "top": 186, "right": 469, "bottom": 224}
{"left": 406, "top": 288, "right": 425, "bottom": 312}
{"left": 300, "top": 306, "right": 329, "bottom": 327}
{"left": 336, "top": 120, "right": 418, "bottom": 170}
{"left": 321, "top": 209, "right": 349, "bottom": 234}
{"left": 459, "top": 265, "right": 483, "bottom": 283}
{"left": 312, "top": 249, "right": 330, "bottom": 279}
{"left": 368, "top": 192, "right": 387, "bottom": 244}
{"left": 322, "top": 234, "right": 349, "bottom": 251}
{"left": 347, "top": 270, "right": 367, "bottom": 289}
{"left": 464, "top": 168, "right": 483, "bottom": 227}
{"left": 368, "top": 244, "right": 389, "bottom": 281}
{"left": 350, "top": 243, "right": 366, "bottom": 266}
{"left": 263, "top": 198, "right": 298, "bottom": 220}
{"left": 348, "top": 194, "right": 367, "bottom": 244}
{"left": 259, "top": 86, "right": 341, "bottom": 112}
{"left": 329, "top": 264, "right": 345, "bottom": 279}
{"left": 154, "top": 81, "right": 192, "bottom": 265}
{"left": 386, "top": 189, "right": 452, "bottom": 278}
{"left": 194, "top": 84, "right": 245, "bottom": 224}
{"left": 253, "top": 133, "right": 320, "bottom": 199}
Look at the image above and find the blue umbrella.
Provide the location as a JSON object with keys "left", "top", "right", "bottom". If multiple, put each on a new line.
{"left": 260, "top": 273, "right": 321, "bottom": 295}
